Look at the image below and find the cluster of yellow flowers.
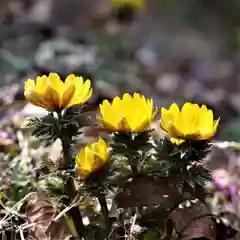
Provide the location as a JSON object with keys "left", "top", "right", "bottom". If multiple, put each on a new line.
{"left": 24, "top": 73, "right": 219, "bottom": 179}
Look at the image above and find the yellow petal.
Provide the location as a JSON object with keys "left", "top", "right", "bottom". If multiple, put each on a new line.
{"left": 97, "top": 117, "right": 119, "bottom": 131}
{"left": 24, "top": 79, "right": 36, "bottom": 91}
{"left": 24, "top": 91, "right": 52, "bottom": 109}
{"left": 48, "top": 73, "right": 64, "bottom": 91}
{"left": 61, "top": 84, "right": 75, "bottom": 108}
{"left": 98, "top": 138, "right": 109, "bottom": 161}
{"left": 134, "top": 118, "right": 151, "bottom": 132}
{"left": 152, "top": 108, "right": 158, "bottom": 120}
{"left": 65, "top": 74, "right": 76, "bottom": 85}
{"left": 75, "top": 138, "right": 110, "bottom": 179}
{"left": 76, "top": 149, "right": 85, "bottom": 165}
{"left": 81, "top": 79, "right": 91, "bottom": 97}
{"left": 76, "top": 167, "right": 92, "bottom": 179}
{"left": 213, "top": 118, "right": 220, "bottom": 131}
{"left": 35, "top": 76, "right": 48, "bottom": 93}
{"left": 66, "top": 78, "right": 92, "bottom": 107}
{"left": 84, "top": 88, "right": 93, "bottom": 103}
{"left": 43, "top": 86, "right": 61, "bottom": 109}
{"left": 169, "top": 103, "right": 180, "bottom": 114}
{"left": 160, "top": 107, "right": 172, "bottom": 132}
{"left": 100, "top": 99, "right": 120, "bottom": 127}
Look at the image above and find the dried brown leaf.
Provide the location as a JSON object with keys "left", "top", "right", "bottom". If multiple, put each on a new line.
{"left": 180, "top": 216, "right": 216, "bottom": 240}
{"left": 115, "top": 176, "right": 194, "bottom": 208}
{"left": 170, "top": 201, "right": 216, "bottom": 240}
{"left": 26, "top": 194, "right": 71, "bottom": 240}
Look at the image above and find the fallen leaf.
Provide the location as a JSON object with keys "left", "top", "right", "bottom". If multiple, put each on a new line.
{"left": 115, "top": 175, "right": 194, "bottom": 208}
{"left": 26, "top": 193, "right": 71, "bottom": 240}
{"left": 170, "top": 201, "right": 216, "bottom": 240}
{"left": 180, "top": 216, "right": 216, "bottom": 240}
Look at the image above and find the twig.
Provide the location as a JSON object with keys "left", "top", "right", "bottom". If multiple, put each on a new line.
{"left": 129, "top": 212, "right": 137, "bottom": 239}
{"left": 53, "top": 201, "right": 79, "bottom": 222}
{"left": 16, "top": 220, "right": 53, "bottom": 232}
{"left": 0, "top": 192, "right": 36, "bottom": 224}
{"left": 106, "top": 228, "right": 115, "bottom": 240}
{"left": 19, "top": 229, "right": 26, "bottom": 240}
{"left": 53, "top": 192, "right": 89, "bottom": 221}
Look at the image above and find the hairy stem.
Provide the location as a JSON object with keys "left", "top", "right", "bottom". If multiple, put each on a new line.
{"left": 130, "top": 164, "right": 138, "bottom": 174}
{"left": 64, "top": 215, "right": 79, "bottom": 238}
{"left": 61, "top": 135, "right": 71, "bottom": 169}
{"left": 57, "top": 111, "right": 86, "bottom": 239}
{"left": 96, "top": 192, "right": 112, "bottom": 237}
{"left": 65, "top": 177, "right": 86, "bottom": 239}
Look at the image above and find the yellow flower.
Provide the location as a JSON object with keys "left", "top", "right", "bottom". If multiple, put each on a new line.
{"left": 75, "top": 138, "right": 110, "bottom": 179}
{"left": 160, "top": 102, "right": 219, "bottom": 140}
{"left": 98, "top": 93, "right": 158, "bottom": 132}
{"left": 24, "top": 73, "right": 92, "bottom": 111}
{"left": 111, "top": 0, "right": 145, "bottom": 9}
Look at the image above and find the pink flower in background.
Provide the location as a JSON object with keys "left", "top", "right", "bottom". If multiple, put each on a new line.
{"left": 0, "top": 130, "right": 9, "bottom": 139}
{"left": 212, "top": 169, "right": 231, "bottom": 190}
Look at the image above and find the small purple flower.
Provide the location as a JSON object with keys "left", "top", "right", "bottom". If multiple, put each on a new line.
{"left": 212, "top": 169, "right": 231, "bottom": 191}
{"left": 0, "top": 130, "right": 17, "bottom": 143}
{"left": 228, "top": 183, "right": 237, "bottom": 196}
{"left": 0, "top": 130, "right": 9, "bottom": 139}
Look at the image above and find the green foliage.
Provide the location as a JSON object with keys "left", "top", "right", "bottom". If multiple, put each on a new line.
{"left": 111, "top": 131, "right": 153, "bottom": 174}
{"left": 25, "top": 114, "right": 59, "bottom": 142}
{"left": 24, "top": 105, "right": 91, "bottom": 143}
{"left": 0, "top": 154, "right": 35, "bottom": 207}
{"left": 152, "top": 138, "right": 212, "bottom": 188}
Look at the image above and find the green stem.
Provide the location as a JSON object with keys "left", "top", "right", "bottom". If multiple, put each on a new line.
{"left": 60, "top": 134, "right": 71, "bottom": 169}
{"left": 130, "top": 163, "right": 138, "bottom": 174}
{"left": 64, "top": 215, "right": 79, "bottom": 238}
{"left": 96, "top": 192, "right": 112, "bottom": 237}
{"left": 57, "top": 110, "right": 86, "bottom": 239}
{"left": 65, "top": 178, "right": 86, "bottom": 239}
{"left": 126, "top": 152, "right": 138, "bottom": 175}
